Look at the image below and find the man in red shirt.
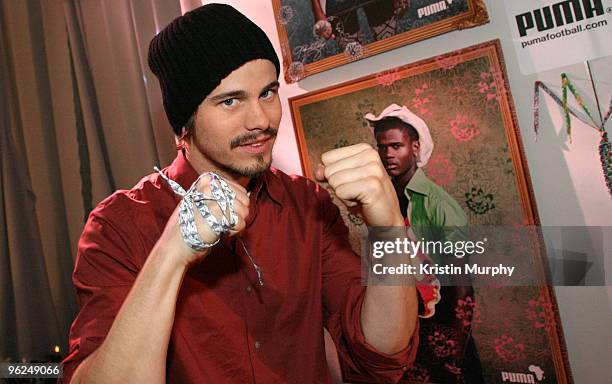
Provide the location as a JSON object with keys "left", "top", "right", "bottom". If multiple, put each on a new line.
{"left": 62, "top": 4, "right": 423, "bottom": 383}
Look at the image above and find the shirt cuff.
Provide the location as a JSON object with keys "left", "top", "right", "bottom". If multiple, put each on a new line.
{"left": 341, "top": 287, "right": 420, "bottom": 384}
{"left": 60, "top": 335, "right": 104, "bottom": 383}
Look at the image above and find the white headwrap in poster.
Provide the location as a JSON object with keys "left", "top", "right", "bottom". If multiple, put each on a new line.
{"left": 364, "top": 103, "right": 434, "bottom": 167}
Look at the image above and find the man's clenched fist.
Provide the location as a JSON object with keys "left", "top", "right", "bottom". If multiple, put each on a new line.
{"left": 157, "top": 174, "right": 250, "bottom": 267}
{"left": 316, "top": 143, "right": 404, "bottom": 228}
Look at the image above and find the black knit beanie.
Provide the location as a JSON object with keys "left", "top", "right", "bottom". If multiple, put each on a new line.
{"left": 148, "top": 4, "right": 281, "bottom": 135}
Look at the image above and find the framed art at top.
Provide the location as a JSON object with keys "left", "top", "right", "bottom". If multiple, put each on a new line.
{"left": 272, "top": 0, "right": 489, "bottom": 82}
{"left": 289, "top": 40, "right": 573, "bottom": 383}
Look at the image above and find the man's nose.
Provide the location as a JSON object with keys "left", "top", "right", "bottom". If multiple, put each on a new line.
{"left": 245, "top": 100, "right": 270, "bottom": 131}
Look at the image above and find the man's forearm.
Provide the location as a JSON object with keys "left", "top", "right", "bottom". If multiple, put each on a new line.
{"left": 361, "top": 285, "right": 418, "bottom": 354}
{"left": 71, "top": 245, "right": 194, "bottom": 383}
{"left": 360, "top": 215, "right": 418, "bottom": 354}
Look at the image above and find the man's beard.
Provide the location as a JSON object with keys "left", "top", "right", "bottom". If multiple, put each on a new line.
{"left": 226, "top": 154, "right": 272, "bottom": 178}
{"left": 229, "top": 128, "right": 277, "bottom": 177}
{"left": 195, "top": 128, "right": 278, "bottom": 179}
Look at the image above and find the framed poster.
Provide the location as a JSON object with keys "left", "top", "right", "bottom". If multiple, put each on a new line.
{"left": 272, "top": 0, "right": 489, "bottom": 82}
{"left": 289, "top": 40, "right": 573, "bottom": 383}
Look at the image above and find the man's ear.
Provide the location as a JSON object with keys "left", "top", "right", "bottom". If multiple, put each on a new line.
{"left": 175, "top": 136, "right": 184, "bottom": 150}
{"left": 412, "top": 140, "right": 420, "bottom": 156}
{"left": 175, "top": 135, "right": 189, "bottom": 151}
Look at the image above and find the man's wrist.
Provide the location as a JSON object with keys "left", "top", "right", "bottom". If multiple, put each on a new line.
{"left": 150, "top": 240, "right": 201, "bottom": 273}
{"left": 391, "top": 215, "right": 405, "bottom": 227}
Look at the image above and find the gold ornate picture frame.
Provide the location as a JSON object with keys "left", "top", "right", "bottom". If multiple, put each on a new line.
{"left": 272, "top": 0, "right": 489, "bottom": 82}
{"left": 289, "top": 40, "right": 573, "bottom": 383}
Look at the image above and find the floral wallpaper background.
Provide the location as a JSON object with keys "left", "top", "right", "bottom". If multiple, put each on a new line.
{"left": 294, "top": 47, "right": 565, "bottom": 383}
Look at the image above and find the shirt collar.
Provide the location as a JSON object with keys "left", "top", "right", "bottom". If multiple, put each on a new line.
{"left": 165, "top": 151, "right": 283, "bottom": 206}
{"left": 260, "top": 167, "right": 284, "bottom": 206}
{"left": 165, "top": 150, "right": 199, "bottom": 191}
{"left": 404, "top": 168, "right": 430, "bottom": 198}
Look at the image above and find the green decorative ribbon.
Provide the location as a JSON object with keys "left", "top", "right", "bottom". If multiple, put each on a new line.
{"left": 533, "top": 81, "right": 594, "bottom": 138}
{"left": 534, "top": 74, "right": 612, "bottom": 197}
{"left": 561, "top": 73, "right": 602, "bottom": 141}
{"left": 604, "top": 96, "right": 612, "bottom": 126}
{"left": 561, "top": 74, "right": 612, "bottom": 196}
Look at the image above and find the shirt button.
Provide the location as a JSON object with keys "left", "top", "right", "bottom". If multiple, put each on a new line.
{"left": 254, "top": 341, "right": 262, "bottom": 349}
{"left": 246, "top": 285, "right": 253, "bottom": 293}
{"left": 402, "top": 366, "right": 408, "bottom": 372}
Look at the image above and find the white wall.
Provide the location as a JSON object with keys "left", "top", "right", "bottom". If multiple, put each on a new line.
{"left": 202, "top": 1, "right": 611, "bottom": 382}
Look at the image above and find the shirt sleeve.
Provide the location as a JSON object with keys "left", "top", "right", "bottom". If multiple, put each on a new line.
{"left": 60, "top": 203, "right": 141, "bottom": 383}
{"left": 317, "top": 190, "right": 418, "bottom": 384}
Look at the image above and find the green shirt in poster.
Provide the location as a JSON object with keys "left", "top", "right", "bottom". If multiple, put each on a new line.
{"left": 404, "top": 168, "right": 467, "bottom": 261}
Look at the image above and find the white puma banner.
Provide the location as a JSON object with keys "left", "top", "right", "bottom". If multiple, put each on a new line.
{"left": 504, "top": 0, "right": 612, "bottom": 74}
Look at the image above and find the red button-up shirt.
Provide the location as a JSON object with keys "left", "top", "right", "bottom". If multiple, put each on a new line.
{"left": 61, "top": 152, "right": 418, "bottom": 383}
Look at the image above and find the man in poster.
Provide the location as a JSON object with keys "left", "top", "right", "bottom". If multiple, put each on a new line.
{"left": 368, "top": 103, "right": 484, "bottom": 383}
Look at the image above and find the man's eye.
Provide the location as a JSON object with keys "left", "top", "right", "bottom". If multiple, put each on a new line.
{"left": 222, "top": 98, "right": 238, "bottom": 107}
{"left": 261, "top": 89, "right": 276, "bottom": 100}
